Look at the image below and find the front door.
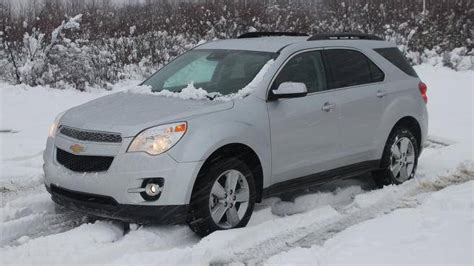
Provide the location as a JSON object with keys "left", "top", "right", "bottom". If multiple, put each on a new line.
{"left": 267, "top": 50, "right": 343, "bottom": 184}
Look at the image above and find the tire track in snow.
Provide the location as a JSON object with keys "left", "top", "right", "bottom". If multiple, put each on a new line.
{"left": 0, "top": 210, "right": 88, "bottom": 247}
{"left": 0, "top": 190, "right": 90, "bottom": 247}
{"left": 1, "top": 167, "right": 45, "bottom": 206}
{"left": 424, "top": 136, "right": 454, "bottom": 149}
{"left": 209, "top": 163, "right": 474, "bottom": 265}
{"left": 1, "top": 182, "right": 45, "bottom": 207}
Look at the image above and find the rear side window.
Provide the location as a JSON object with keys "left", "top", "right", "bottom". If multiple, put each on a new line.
{"left": 324, "top": 49, "right": 384, "bottom": 89}
{"left": 374, "top": 47, "right": 418, "bottom": 77}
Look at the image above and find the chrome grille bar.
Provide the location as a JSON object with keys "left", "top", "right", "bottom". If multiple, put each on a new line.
{"left": 59, "top": 126, "right": 122, "bottom": 143}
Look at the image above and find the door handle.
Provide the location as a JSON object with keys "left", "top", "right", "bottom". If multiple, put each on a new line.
{"left": 321, "top": 102, "right": 336, "bottom": 112}
{"left": 376, "top": 90, "right": 387, "bottom": 98}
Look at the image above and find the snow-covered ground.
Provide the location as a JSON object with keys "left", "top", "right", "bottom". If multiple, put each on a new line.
{"left": 0, "top": 65, "right": 472, "bottom": 265}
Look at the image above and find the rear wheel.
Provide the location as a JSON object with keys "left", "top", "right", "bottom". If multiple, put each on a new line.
{"left": 373, "top": 127, "right": 419, "bottom": 187}
{"left": 187, "top": 157, "right": 256, "bottom": 237}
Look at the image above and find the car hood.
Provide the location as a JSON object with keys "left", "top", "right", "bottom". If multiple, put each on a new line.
{"left": 60, "top": 92, "right": 233, "bottom": 137}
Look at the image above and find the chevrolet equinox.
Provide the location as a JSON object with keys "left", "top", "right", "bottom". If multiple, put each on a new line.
{"left": 44, "top": 32, "right": 428, "bottom": 236}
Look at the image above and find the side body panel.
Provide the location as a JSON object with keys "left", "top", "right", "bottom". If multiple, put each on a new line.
{"left": 266, "top": 93, "right": 342, "bottom": 184}
{"left": 259, "top": 40, "right": 428, "bottom": 190}
{"left": 362, "top": 48, "right": 429, "bottom": 160}
{"left": 335, "top": 81, "right": 386, "bottom": 163}
{"left": 167, "top": 95, "right": 273, "bottom": 192}
{"left": 323, "top": 47, "right": 389, "bottom": 165}
{"left": 374, "top": 78, "right": 429, "bottom": 160}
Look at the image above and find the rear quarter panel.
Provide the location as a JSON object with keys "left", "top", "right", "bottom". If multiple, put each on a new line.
{"left": 370, "top": 70, "right": 428, "bottom": 160}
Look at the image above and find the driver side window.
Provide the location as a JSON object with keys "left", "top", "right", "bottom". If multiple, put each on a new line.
{"left": 273, "top": 51, "right": 327, "bottom": 93}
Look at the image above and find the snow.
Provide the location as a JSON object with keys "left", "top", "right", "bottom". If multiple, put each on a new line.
{"left": 0, "top": 65, "right": 473, "bottom": 265}
{"left": 49, "top": 15, "right": 82, "bottom": 52}
{"left": 267, "top": 179, "right": 474, "bottom": 265}
{"left": 129, "top": 25, "right": 136, "bottom": 36}
{"left": 418, "top": 64, "right": 473, "bottom": 145}
{"left": 130, "top": 83, "right": 214, "bottom": 101}
{"left": 0, "top": 79, "right": 139, "bottom": 190}
{"left": 129, "top": 59, "right": 275, "bottom": 101}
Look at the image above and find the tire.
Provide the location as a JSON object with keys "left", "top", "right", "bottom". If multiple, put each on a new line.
{"left": 373, "top": 127, "right": 419, "bottom": 188}
{"left": 187, "top": 157, "right": 256, "bottom": 237}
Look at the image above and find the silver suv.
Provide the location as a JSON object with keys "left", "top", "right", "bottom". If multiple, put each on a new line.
{"left": 44, "top": 32, "right": 428, "bottom": 236}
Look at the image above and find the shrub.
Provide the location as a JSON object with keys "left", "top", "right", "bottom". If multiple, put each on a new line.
{"left": 0, "top": 0, "right": 472, "bottom": 90}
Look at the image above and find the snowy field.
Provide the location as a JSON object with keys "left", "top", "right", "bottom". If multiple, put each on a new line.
{"left": 0, "top": 65, "right": 473, "bottom": 265}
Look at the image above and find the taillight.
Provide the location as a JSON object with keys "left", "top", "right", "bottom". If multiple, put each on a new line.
{"left": 419, "top": 81, "right": 428, "bottom": 104}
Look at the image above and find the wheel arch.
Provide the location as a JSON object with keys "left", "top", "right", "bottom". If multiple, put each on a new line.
{"left": 191, "top": 143, "right": 265, "bottom": 203}
{"left": 386, "top": 116, "right": 422, "bottom": 152}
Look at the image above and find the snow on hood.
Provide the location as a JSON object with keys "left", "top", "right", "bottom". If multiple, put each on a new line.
{"left": 60, "top": 92, "right": 233, "bottom": 137}
{"left": 128, "top": 59, "right": 275, "bottom": 101}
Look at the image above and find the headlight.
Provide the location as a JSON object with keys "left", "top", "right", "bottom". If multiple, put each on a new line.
{"left": 48, "top": 112, "right": 65, "bottom": 138}
{"left": 127, "top": 122, "right": 187, "bottom": 155}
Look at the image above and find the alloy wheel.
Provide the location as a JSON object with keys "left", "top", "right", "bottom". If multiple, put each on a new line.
{"left": 209, "top": 169, "right": 250, "bottom": 229}
{"left": 390, "top": 137, "right": 415, "bottom": 182}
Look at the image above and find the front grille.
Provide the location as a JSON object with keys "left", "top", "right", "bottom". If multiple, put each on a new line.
{"left": 51, "top": 184, "right": 118, "bottom": 206}
{"left": 56, "top": 148, "right": 113, "bottom": 172}
{"left": 59, "top": 126, "right": 122, "bottom": 143}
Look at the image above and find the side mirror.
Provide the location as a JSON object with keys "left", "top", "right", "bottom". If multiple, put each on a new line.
{"left": 272, "top": 82, "right": 308, "bottom": 99}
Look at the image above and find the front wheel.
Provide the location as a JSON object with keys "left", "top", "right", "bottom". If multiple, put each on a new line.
{"left": 373, "top": 127, "right": 419, "bottom": 187}
{"left": 187, "top": 157, "right": 256, "bottom": 237}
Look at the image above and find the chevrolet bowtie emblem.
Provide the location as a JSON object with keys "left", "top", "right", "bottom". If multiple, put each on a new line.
{"left": 70, "top": 144, "right": 85, "bottom": 153}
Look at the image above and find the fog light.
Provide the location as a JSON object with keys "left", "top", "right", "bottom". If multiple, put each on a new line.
{"left": 145, "top": 183, "right": 161, "bottom": 197}
{"left": 139, "top": 178, "right": 164, "bottom": 201}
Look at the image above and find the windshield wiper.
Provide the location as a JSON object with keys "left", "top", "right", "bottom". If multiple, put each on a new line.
{"left": 206, "top": 92, "right": 223, "bottom": 101}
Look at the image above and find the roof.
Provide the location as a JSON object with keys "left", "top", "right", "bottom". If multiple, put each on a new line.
{"left": 196, "top": 36, "right": 309, "bottom": 53}
{"left": 196, "top": 35, "right": 394, "bottom": 53}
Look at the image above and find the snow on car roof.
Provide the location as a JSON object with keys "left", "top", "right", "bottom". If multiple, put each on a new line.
{"left": 196, "top": 36, "right": 310, "bottom": 52}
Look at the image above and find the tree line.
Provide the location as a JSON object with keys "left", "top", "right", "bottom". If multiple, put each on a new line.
{"left": 0, "top": 0, "right": 472, "bottom": 90}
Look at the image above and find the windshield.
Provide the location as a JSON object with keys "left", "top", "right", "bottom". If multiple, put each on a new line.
{"left": 142, "top": 49, "right": 276, "bottom": 96}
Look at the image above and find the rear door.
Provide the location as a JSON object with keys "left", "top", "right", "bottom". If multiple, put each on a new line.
{"left": 267, "top": 50, "right": 343, "bottom": 184}
{"left": 323, "top": 48, "right": 386, "bottom": 165}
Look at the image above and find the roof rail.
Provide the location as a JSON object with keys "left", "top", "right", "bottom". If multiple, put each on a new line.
{"left": 308, "top": 33, "right": 383, "bottom": 41}
{"left": 238, "top": 32, "right": 309, "bottom": 39}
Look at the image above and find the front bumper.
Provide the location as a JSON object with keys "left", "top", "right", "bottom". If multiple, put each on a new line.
{"left": 43, "top": 134, "right": 203, "bottom": 209}
{"left": 47, "top": 184, "right": 188, "bottom": 224}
